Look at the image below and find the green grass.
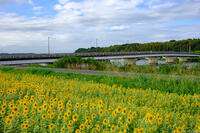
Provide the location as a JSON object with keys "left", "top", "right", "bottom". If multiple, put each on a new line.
{"left": 0, "top": 67, "right": 199, "bottom": 95}
{"left": 28, "top": 63, "right": 55, "bottom": 68}
{"left": 193, "top": 50, "right": 200, "bottom": 54}
{"left": 121, "top": 63, "right": 200, "bottom": 75}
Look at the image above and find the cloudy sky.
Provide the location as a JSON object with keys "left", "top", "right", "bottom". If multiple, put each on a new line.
{"left": 0, "top": 0, "right": 200, "bottom": 53}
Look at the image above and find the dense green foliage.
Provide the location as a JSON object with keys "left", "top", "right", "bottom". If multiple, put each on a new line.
{"left": 0, "top": 67, "right": 199, "bottom": 95}
{"left": 75, "top": 39, "right": 200, "bottom": 53}
{"left": 53, "top": 56, "right": 104, "bottom": 69}
{"left": 54, "top": 56, "right": 94, "bottom": 66}
{"left": 110, "top": 63, "right": 200, "bottom": 76}
{"left": 28, "top": 59, "right": 200, "bottom": 76}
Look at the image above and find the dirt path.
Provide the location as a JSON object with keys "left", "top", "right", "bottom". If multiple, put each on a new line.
{"left": 1, "top": 66, "right": 200, "bottom": 79}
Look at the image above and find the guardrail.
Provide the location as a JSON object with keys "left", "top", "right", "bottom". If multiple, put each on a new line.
{"left": 0, "top": 52, "right": 199, "bottom": 61}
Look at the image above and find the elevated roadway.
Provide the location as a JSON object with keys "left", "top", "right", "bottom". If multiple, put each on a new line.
{"left": 0, "top": 52, "right": 199, "bottom": 65}
{"left": 0, "top": 52, "right": 199, "bottom": 61}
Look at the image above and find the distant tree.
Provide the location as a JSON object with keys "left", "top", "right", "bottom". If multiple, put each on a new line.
{"left": 74, "top": 39, "right": 200, "bottom": 53}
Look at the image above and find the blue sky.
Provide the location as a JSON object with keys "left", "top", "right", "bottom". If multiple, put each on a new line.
{"left": 0, "top": 0, "right": 200, "bottom": 53}
{"left": 1, "top": 0, "right": 58, "bottom": 17}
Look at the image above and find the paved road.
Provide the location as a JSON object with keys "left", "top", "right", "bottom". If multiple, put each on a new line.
{"left": 1, "top": 66, "right": 200, "bottom": 79}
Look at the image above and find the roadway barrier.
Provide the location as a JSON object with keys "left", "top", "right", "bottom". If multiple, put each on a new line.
{"left": 0, "top": 52, "right": 199, "bottom": 61}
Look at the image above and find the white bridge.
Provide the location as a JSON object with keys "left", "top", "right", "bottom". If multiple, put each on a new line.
{"left": 93, "top": 53, "right": 200, "bottom": 64}
{"left": 0, "top": 52, "right": 199, "bottom": 65}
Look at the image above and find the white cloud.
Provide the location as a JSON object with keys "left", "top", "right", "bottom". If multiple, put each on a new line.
{"left": 27, "top": 0, "right": 34, "bottom": 5}
{"left": 0, "top": 0, "right": 200, "bottom": 53}
{"left": 110, "top": 25, "right": 129, "bottom": 30}
{"left": 33, "top": 6, "right": 43, "bottom": 11}
{"left": 32, "top": 6, "right": 43, "bottom": 15}
{"left": 54, "top": 34, "right": 69, "bottom": 41}
{"left": 58, "top": 0, "right": 69, "bottom": 5}
{"left": 54, "top": 4, "right": 63, "bottom": 10}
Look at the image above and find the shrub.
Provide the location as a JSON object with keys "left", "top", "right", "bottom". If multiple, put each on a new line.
{"left": 53, "top": 56, "right": 102, "bottom": 69}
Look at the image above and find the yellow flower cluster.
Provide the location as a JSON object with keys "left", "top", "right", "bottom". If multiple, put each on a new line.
{"left": 0, "top": 71, "right": 199, "bottom": 132}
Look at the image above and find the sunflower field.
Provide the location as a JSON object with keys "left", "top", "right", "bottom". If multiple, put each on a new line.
{"left": 0, "top": 70, "right": 199, "bottom": 133}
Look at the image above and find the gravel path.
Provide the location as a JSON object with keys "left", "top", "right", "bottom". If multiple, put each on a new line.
{"left": 1, "top": 66, "right": 200, "bottom": 79}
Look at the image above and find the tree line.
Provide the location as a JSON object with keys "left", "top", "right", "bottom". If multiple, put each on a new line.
{"left": 75, "top": 39, "right": 200, "bottom": 53}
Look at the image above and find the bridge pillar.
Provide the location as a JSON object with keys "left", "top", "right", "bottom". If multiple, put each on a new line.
{"left": 178, "top": 57, "right": 190, "bottom": 62}
{"left": 163, "top": 57, "right": 176, "bottom": 64}
{"left": 146, "top": 57, "right": 160, "bottom": 64}
{"left": 123, "top": 59, "right": 137, "bottom": 65}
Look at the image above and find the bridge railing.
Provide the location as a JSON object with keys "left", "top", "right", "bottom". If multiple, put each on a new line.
{"left": 0, "top": 52, "right": 199, "bottom": 61}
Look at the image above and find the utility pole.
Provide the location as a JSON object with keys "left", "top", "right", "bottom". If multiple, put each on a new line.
{"left": 96, "top": 38, "right": 98, "bottom": 52}
{"left": 48, "top": 37, "right": 50, "bottom": 55}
